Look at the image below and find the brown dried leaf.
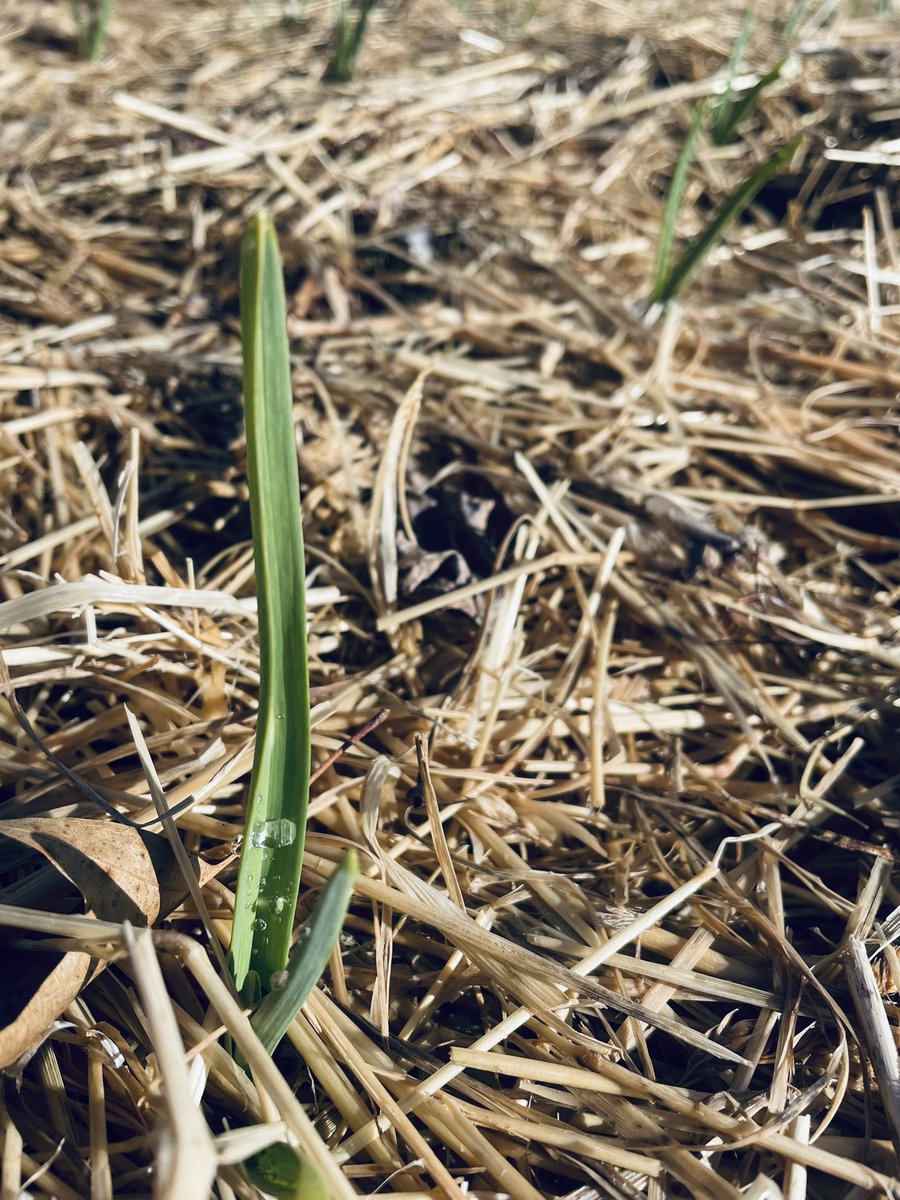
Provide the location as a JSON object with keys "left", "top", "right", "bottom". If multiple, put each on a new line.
{"left": 398, "top": 474, "right": 513, "bottom": 620}
{"left": 0, "top": 818, "right": 214, "bottom": 1071}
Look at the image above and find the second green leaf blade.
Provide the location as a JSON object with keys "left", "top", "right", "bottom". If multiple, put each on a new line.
{"left": 651, "top": 138, "right": 800, "bottom": 306}
{"left": 231, "top": 213, "right": 311, "bottom": 994}
{"left": 251, "top": 848, "right": 359, "bottom": 1055}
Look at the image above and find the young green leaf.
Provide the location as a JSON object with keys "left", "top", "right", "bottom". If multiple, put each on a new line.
{"left": 711, "top": 12, "right": 755, "bottom": 145}
{"left": 653, "top": 138, "right": 800, "bottom": 305}
{"left": 326, "top": 0, "right": 378, "bottom": 83}
{"left": 782, "top": 0, "right": 811, "bottom": 42}
{"left": 231, "top": 213, "right": 311, "bottom": 992}
{"left": 251, "top": 849, "right": 358, "bottom": 1055}
{"left": 69, "top": 0, "right": 116, "bottom": 60}
{"left": 714, "top": 59, "right": 787, "bottom": 146}
{"left": 246, "top": 1142, "right": 328, "bottom": 1200}
{"left": 652, "top": 104, "right": 707, "bottom": 303}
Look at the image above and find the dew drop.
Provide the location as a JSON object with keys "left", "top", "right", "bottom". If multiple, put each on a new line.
{"left": 249, "top": 818, "right": 297, "bottom": 849}
{"left": 270, "top": 969, "right": 289, "bottom": 991}
{"left": 252, "top": 917, "right": 268, "bottom": 932}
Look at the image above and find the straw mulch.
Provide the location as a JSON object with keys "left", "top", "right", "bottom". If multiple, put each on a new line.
{"left": 2, "top": 0, "right": 900, "bottom": 1196}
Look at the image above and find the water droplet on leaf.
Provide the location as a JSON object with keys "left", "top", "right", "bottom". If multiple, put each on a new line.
{"left": 249, "top": 818, "right": 297, "bottom": 849}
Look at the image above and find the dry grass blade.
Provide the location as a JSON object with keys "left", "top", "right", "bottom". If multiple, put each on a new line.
{"left": 846, "top": 938, "right": 900, "bottom": 1161}
{"left": 123, "top": 925, "right": 217, "bottom": 1200}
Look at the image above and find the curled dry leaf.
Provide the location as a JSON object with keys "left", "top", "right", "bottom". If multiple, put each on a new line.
{"left": 0, "top": 818, "right": 215, "bottom": 1071}
{"left": 398, "top": 474, "right": 513, "bottom": 621}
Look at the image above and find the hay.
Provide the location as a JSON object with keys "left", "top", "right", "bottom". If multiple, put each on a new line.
{"left": 2, "top": 0, "right": 900, "bottom": 1195}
